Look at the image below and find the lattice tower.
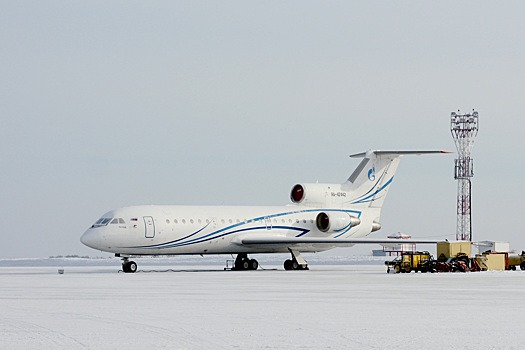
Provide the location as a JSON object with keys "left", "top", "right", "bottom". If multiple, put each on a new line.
{"left": 450, "top": 111, "right": 479, "bottom": 241}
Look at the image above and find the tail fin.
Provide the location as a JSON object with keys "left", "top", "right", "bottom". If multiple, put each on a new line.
{"left": 342, "top": 150, "right": 449, "bottom": 209}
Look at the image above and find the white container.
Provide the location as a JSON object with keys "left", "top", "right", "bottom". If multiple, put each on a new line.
{"left": 477, "top": 241, "right": 510, "bottom": 254}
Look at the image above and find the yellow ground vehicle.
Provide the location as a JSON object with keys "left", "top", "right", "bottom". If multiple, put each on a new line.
{"left": 385, "top": 251, "right": 433, "bottom": 273}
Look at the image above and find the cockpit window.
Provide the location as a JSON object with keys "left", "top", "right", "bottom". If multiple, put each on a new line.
{"left": 107, "top": 218, "right": 126, "bottom": 225}
{"left": 93, "top": 218, "right": 112, "bottom": 227}
{"left": 92, "top": 217, "right": 125, "bottom": 228}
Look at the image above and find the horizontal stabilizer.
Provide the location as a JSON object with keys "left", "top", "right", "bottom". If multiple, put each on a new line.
{"left": 350, "top": 150, "right": 452, "bottom": 158}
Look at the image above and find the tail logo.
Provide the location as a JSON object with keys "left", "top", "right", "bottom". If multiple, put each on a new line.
{"left": 368, "top": 166, "right": 376, "bottom": 181}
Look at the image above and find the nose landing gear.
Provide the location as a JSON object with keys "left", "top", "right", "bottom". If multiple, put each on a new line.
{"left": 121, "top": 257, "right": 137, "bottom": 273}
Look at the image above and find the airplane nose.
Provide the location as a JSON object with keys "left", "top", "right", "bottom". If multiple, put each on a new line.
{"left": 80, "top": 229, "right": 100, "bottom": 249}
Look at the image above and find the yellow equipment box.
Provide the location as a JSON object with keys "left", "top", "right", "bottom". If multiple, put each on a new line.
{"left": 437, "top": 241, "right": 472, "bottom": 259}
{"left": 483, "top": 253, "right": 506, "bottom": 271}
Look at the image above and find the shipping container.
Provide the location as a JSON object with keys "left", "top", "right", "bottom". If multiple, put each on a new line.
{"left": 437, "top": 241, "right": 472, "bottom": 259}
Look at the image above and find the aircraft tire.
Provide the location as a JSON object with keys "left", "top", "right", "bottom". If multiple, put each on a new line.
{"left": 122, "top": 261, "right": 137, "bottom": 273}
{"left": 249, "top": 259, "right": 258, "bottom": 270}
{"left": 242, "top": 259, "right": 250, "bottom": 270}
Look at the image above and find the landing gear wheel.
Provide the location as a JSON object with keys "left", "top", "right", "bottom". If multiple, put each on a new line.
{"left": 284, "top": 249, "right": 309, "bottom": 271}
{"left": 233, "top": 254, "right": 259, "bottom": 271}
{"left": 122, "top": 261, "right": 137, "bottom": 273}
{"left": 283, "top": 259, "right": 308, "bottom": 270}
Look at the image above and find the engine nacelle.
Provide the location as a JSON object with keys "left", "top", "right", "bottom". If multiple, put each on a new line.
{"left": 315, "top": 212, "right": 361, "bottom": 233}
{"left": 290, "top": 183, "right": 350, "bottom": 207}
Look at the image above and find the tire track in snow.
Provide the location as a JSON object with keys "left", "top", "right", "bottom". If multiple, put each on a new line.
{"left": 0, "top": 316, "right": 88, "bottom": 348}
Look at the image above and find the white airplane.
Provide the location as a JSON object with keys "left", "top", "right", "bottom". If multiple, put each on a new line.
{"left": 81, "top": 150, "right": 448, "bottom": 272}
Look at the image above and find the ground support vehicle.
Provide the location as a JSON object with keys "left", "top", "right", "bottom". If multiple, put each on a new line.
{"left": 387, "top": 252, "right": 476, "bottom": 273}
{"left": 429, "top": 253, "right": 471, "bottom": 273}
{"left": 385, "top": 251, "right": 432, "bottom": 273}
{"left": 507, "top": 252, "right": 525, "bottom": 271}
{"left": 428, "top": 260, "right": 452, "bottom": 273}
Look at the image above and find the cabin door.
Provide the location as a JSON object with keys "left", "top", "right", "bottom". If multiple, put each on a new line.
{"left": 144, "top": 216, "right": 155, "bottom": 238}
{"left": 264, "top": 216, "right": 272, "bottom": 230}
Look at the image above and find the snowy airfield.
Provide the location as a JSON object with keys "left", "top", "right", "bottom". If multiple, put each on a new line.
{"left": 1, "top": 257, "right": 525, "bottom": 349}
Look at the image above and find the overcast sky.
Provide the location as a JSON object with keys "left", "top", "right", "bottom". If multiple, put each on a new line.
{"left": 1, "top": 1, "right": 524, "bottom": 258}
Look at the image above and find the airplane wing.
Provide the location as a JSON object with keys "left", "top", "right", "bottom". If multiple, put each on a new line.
{"left": 238, "top": 236, "right": 439, "bottom": 248}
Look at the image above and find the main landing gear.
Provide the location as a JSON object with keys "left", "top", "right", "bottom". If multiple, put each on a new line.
{"left": 232, "top": 253, "right": 259, "bottom": 271}
{"left": 284, "top": 249, "right": 309, "bottom": 270}
{"left": 121, "top": 256, "right": 137, "bottom": 273}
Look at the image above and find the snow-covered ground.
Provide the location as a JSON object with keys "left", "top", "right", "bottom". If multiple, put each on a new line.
{"left": 1, "top": 260, "right": 524, "bottom": 349}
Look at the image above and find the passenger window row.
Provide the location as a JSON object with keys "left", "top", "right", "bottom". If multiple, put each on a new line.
{"left": 164, "top": 218, "right": 314, "bottom": 225}
{"left": 94, "top": 216, "right": 314, "bottom": 228}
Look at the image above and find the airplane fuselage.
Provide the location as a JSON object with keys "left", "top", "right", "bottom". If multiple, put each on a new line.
{"left": 81, "top": 204, "right": 372, "bottom": 256}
